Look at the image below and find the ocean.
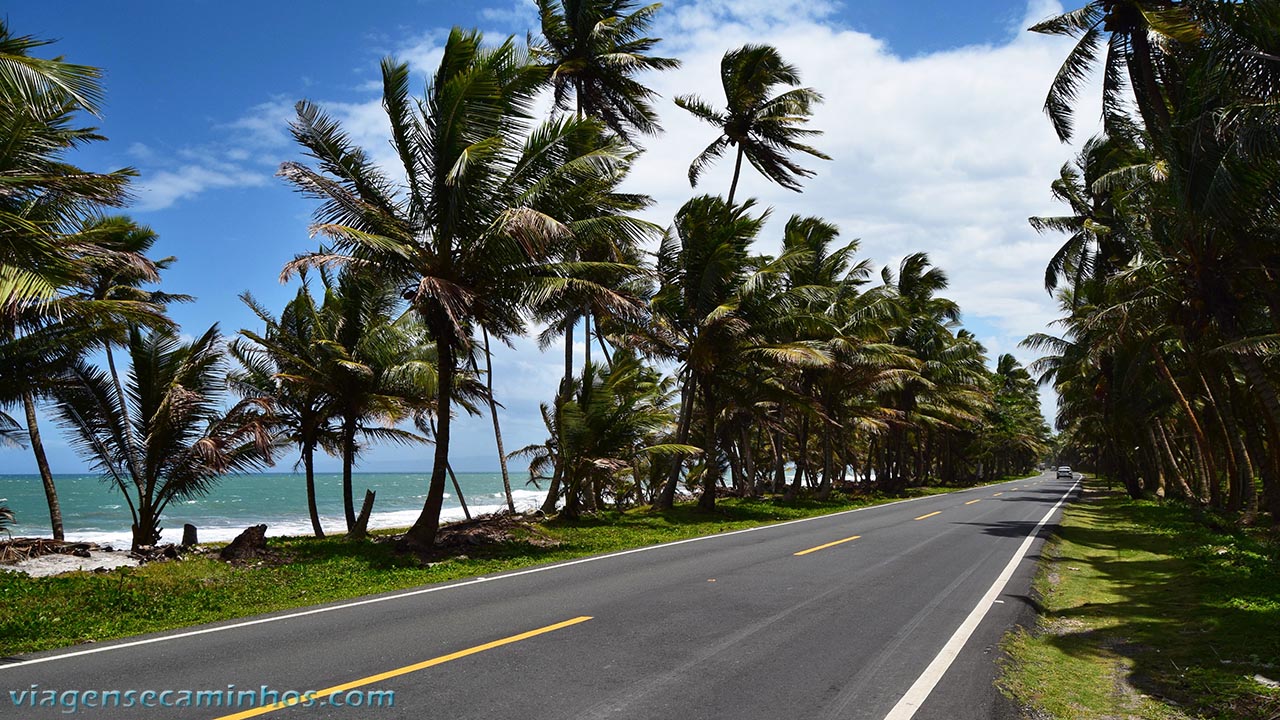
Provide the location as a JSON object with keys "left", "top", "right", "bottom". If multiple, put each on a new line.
{"left": 0, "top": 472, "right": 546, "bottom": 547}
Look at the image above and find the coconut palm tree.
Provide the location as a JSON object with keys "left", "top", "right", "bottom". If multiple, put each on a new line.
{"left": 530, "top": 351, "right": 682, "bottom": 516}
{"left": 231, "top": 284, "right": 340, "bottom": 537}
{"left": 318, "top": 273, "right": 436, "bottom": 532}
{"left": 1029, "top": 0, "right": 1200, "bottom": 142}
{"left": 1, "top": 218, "right": 177, "bottom": 540}
{"left": 0, "top": 20, "right": 135, "bottom": 307}
{"left": 52, "top": 325, "right": 273, "bottom": 550}
{"left": 279, "top": 29, "right": 637, "bottom": 550}
{"left": 534, "top": 0, "right": 680, "bottom": 142}
{"left": 676, "top": 44, "right": 830, "bottom": 204}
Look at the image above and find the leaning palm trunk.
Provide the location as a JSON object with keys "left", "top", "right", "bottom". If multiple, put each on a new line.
{"left": 1155, "top": 421, "right": 1194, "bottom": 501}
{"left": 303, "top": 442, "right": 324, "bottom": 538}
{"left": 22, "top": 391, "right": 62, "bottom": 540}
{"left": 1152, "top": 349, "right": 1217, "bottom": 503}
{"left": 399, "top": 338, "right": 455, "bottom": 551}
{"left": 1233, "top": 353, "right": 1280, "bottom": 520}
{"left": 483, "top": 329, "right": 516, "bottom": 514}
{"left": 656, "top": 377, "right": 697, "bottom": 510}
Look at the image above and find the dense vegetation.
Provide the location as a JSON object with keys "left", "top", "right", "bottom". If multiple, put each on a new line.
{"left": 1025, "top": 0, "right": 1280, "bottom": 521}
{"left": 1, "top": 2, "right": 1057, "bottom": 553}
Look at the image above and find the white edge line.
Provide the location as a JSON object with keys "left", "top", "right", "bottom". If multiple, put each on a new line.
{"left": 881, "top": 480, "right": 1080, "bottom": 720}
{"left": 3, "top": 474, "right": 1043, "bottom": 671}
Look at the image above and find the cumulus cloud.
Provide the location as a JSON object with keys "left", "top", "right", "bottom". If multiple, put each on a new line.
{"left": 133, "top": 161, "right": 269, "bottom": 212}
{"left": 225, "top": 99, "right": 298, "bottom": 150}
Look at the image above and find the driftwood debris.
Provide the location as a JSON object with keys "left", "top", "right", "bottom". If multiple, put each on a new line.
{"left": 0, "top": 538, "right": 101, "bottom": 564}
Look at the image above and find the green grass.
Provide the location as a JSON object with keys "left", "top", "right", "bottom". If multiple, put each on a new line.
{"left": 1, "top": 483, "right": 1011, "bottom": 656}
{"left": 1000, "top": 481, "right": 1280, "bottom": 719}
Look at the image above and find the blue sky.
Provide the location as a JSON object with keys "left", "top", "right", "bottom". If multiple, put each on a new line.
{"left": 2, "top": 0, "right": 1088, "bottom": 474}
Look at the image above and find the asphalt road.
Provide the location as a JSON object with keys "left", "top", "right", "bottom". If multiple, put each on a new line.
{"left": 2, "top": 472, "right": 1078, "bottom": 720}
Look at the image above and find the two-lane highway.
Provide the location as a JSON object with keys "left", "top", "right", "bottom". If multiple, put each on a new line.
{"left": 2, "top": 472, "right": 1078, "bottom": 719}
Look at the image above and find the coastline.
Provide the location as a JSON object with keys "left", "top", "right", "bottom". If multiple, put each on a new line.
{"left": 0, "top": 472, "right": 542, "bottom": 547}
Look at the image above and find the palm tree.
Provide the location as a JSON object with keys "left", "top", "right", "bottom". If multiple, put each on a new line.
{"left": 649, "top": 196, "right": 764, "bottom": 509}
{"left": 317, "top": 273, "right": 435, "bottom": 532}
{"left": 1029, "top": 0, "right": 1199, "bottom": 142}
{"left": 530, "top": 351, "right": 681, "bottom": 516}
{"left": 0, "top": 20, "right": 135, "bottom": 307}
{"left": 231, "top": 285, "right": 339, "bottom": 537}
{"left": 279, "top": 29, "right": 636, "bottom": 550}
{"left": 52, "top": 325, "right": 273, "bottom": 550}
{"left": 534, "top": 0, "right": 680, "bottom": 142}
{"left": 1, "top": 218, "right": 176, "bottom": 540}
{"left": 523, "top": 131, "right": 657, "bottom": 512}
{"left": 676, "top": 44, "right": 830, "bottom": 204}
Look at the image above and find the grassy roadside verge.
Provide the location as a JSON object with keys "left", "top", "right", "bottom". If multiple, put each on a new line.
{"left": 999, "top": 481, "right": 1280, "bottom": 719}
{"left": 0, "top": 481, "right": 1010, "bottom": 656}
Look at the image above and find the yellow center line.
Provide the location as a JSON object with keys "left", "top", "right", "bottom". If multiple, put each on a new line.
{"left": 212, "top": 616, "right": 593, "bottom": 719}
{"left": 793, "top": 534, "right": 862, "bottom": 556}
{"left": 964, "top": 499, "right": 981, "bottom": 505}
{"left": 992, "top": 492, "right": 1004, "bottom": 497}
{"left": 914, "top": 511, "right": 942, "bottom": 521}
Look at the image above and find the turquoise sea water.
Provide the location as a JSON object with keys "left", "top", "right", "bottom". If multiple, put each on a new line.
{"left": 0, "top": 472, "right": 544, "bottom": 546}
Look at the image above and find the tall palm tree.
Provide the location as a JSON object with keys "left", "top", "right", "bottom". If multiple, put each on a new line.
{"left": 279, "top": 29, "right": 636, "bottom": 550}
{"left": 53, "top": 325, "right": 273, "bottom": 550}
{"left": 676, "top": 44, "right": 830, "bottom": 204}
{"left": 534, "top": 0, "right": 680, "bottom": 142}
{"left": 1029, "top": 0, "right": 1199, "bottom": 142}
{"left": 0, "top": 20, "right": 135, "bottom": 307}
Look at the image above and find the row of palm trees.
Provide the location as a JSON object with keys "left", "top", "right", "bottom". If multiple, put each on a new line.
{"left": 2, "top": 2, "right": 1053, "bottom": 553}
{"left": 1025, "top": 1, "right": 1280, "bottom": 521}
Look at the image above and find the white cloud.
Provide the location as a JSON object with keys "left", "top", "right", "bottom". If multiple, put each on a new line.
{"left": 134, "top": 163, "right": 269, "bottom": 212}
{"left": 225, "top": 99, "right": 297, "bottom": 150}
{"left": 479, "top": 0, "right": 539, "bottom": 32}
